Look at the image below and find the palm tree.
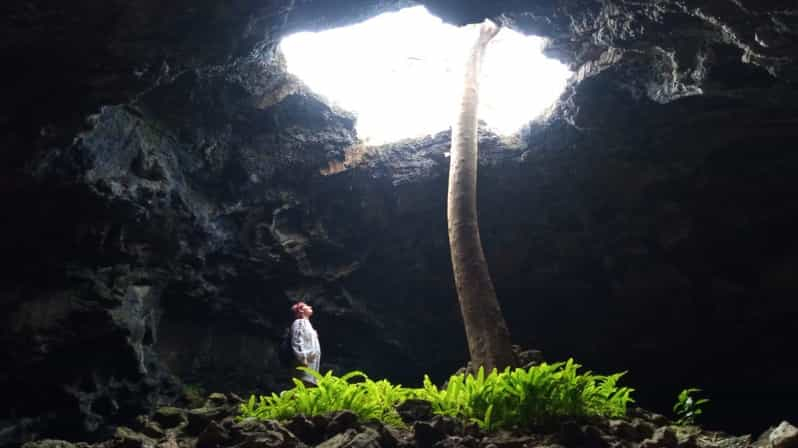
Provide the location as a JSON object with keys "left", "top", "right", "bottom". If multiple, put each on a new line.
{"left": 447, "top": 19, "right": 517, "bottom": 372}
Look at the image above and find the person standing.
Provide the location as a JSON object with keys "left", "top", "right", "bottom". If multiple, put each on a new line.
{"left": 290, "top": 301, "right": 321, "bottom": 386}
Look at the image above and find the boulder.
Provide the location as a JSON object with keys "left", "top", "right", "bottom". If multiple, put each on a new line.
{"left": 327, "top": 410, "right": 359, "bottom": 435}
{"left": 317, "top": 429, "right": 357, "bottom": 448}
{"left": 396, "top": 400, "right": 433, "bottom": 424}
{"left": 233, "top": 417, "right": 269, "bottom": 435}
{"left": 153, "top": 407, "right": 187, "bottom": 429}
{"left": 368, "top": 422, "right": 399, "bottom": 448}
{"left": 135, "top": 417, "right": 166, "bottom": 439}
{"left": 413, "top": 422, "right": 445, "bottom": 448}
{"left": 582, "top": 425, "right": 610, "bottom": 448}
{"left": 347, "top": 427, "right": 382, "bottom": 448}
{"left": 757, "top": 422, "right": 798, "bottom": 448}
{"left": 641, "top": 427, "right": 679, "bottom": 448}
{"left": 629, "top": 408, "right": 671, "bottom": 427}
{"left": 237, "top": 431, "right": 294, "bottom": 448}
{"left": 634, "top": 420, "right": 656, "bottom": 440}
{"left": 708, "top": 434, "right": 753, "bottom": 448}
{"left": 430, "top": 416, "right": 460, "bottom": 436}
{"left": 316, "top": 427, "right": 382, "bottom": 448}
{"left": 206, "top": 393, "right": 229, "bottom": 408}
{"left": 671, "top": 425, "right": 701, "bottom": 448}
{"left": 111, "top": 427, "right": 157, "bottom": 448}
{"left": 185, "top": 406, "right": 232, "bottom": 436}
{"left": 156, "top": 434, "right": 179, "bottom": 448}
{"left": 196, "top": 421, "right": 231, "bottom": 448}
{"left": 233, "top": 419, "right": 306, "bottom": 448}
{"left": 312, "top": 414, "right": 331, "bottom": 435}
{"left": 483, "top": 431, "right": 540, "bottom": 448}
{"left": 609, "top": 419, "right": 642, "bottom": 442}
{"left": 286, "top": 414, "right": 325, "bottom": 445}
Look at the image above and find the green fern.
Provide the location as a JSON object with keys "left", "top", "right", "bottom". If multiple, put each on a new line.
{"left": 240, "top": 360, "right": 634, "bottom": 431}
{"left": 239, "top": 367, "right": 409, "bottom": 426}
{"left": 673, "top": 388, "right": 709, "bottom": 425}
{"left": 411, "top": 359, "right": 634, "bottom": 429}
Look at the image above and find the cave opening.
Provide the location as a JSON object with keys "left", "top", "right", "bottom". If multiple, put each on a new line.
{"left": 279, "top": 6, "right": 572, "bottom": 145}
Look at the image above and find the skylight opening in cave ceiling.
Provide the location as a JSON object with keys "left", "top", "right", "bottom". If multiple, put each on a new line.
{"left": 279, "top": 6, "right": 572, "bottom": 146}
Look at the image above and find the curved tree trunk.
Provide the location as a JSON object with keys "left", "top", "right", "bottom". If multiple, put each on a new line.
{"left": 447, "top": 20, "right": 517, "bottom": 372}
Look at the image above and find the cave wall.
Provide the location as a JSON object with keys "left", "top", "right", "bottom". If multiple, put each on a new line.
{"left": 1, "top": 0, "right": 797, "bottom": 443}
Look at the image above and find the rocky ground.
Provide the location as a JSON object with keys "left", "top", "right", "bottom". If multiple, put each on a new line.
{"left": 19, "top": 392, "right": 797, "bottom": 448}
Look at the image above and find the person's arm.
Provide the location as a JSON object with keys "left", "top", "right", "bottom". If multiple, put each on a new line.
{"left": 291, "top": 320, "right": 312, "bottom": 365}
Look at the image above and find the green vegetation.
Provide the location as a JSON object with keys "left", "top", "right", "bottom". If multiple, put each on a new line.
{"left": 240, "top": 359, "right": 634, "bottom": 431}
{"left": 240, "top": 369, "right": 408, "bottom": 426}
{"left": 416, "top": 359, "right": 633, "bottom": 430}
{"left": 673, "top": 388, "right": 710, "bottom": 425}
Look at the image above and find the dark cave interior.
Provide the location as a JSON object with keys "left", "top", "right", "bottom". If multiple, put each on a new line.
{"left": 1, "top": 0, "right": 797, "bottom": 445}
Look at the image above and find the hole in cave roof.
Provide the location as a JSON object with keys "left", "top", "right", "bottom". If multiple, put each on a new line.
{"left": 278, "top": 5, "right": 573, "bottom": 146}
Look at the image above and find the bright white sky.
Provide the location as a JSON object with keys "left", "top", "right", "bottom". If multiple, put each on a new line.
{"left": 279, "top": 6, "right": 572, "bottom": 145}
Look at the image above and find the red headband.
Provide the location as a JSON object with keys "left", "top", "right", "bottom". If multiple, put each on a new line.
{"left": 291, "top": 301, "right": 307, "bottom": 317}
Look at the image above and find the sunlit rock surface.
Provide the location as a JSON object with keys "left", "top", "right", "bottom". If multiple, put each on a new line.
{"left": 1, "top": 0, "right": 797, "bottom": 443}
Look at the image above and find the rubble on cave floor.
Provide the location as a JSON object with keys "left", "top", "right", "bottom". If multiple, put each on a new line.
{"left": 20, "top": 392, "right": 797, "bottom": 448}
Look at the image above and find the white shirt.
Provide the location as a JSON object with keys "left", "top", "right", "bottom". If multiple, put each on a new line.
{"left": 290, "top": 318, "right": 321, "bottom": 383}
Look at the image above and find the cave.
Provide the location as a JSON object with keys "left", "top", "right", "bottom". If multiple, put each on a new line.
{"left": 2, "top": 0, "right": 797, "bottom": 445}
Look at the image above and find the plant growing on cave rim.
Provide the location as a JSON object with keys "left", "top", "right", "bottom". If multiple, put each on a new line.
{"left": 239, "top": 360, "right": 634, "bottom": 431}
{"left": 673, "top": 388, "right": 710, "bottom": 426}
